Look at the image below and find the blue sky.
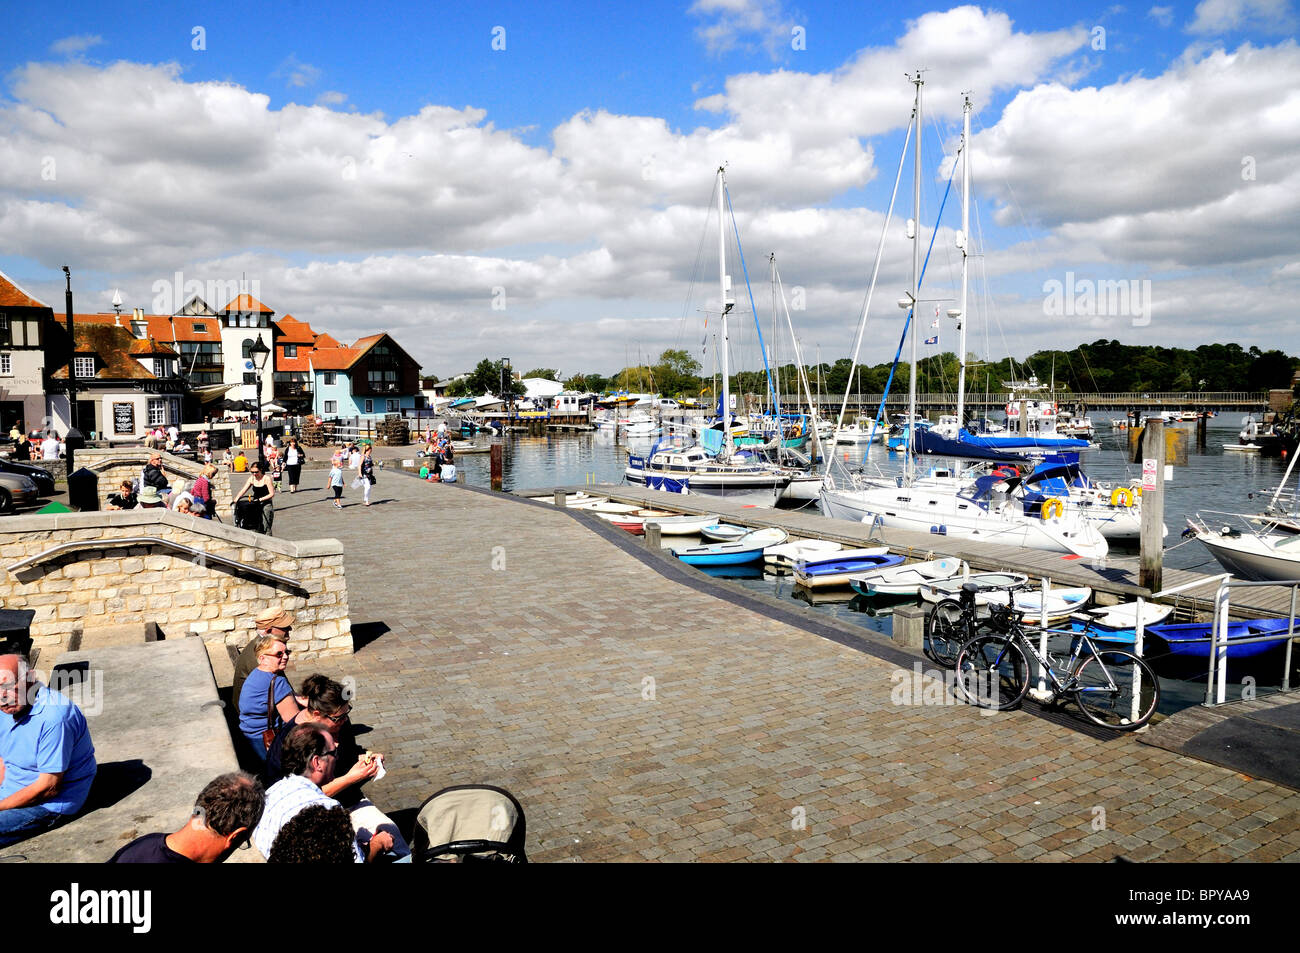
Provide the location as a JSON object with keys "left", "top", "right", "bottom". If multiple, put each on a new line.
{"left": 1, "top": 1, "right": 1297, "bottom": 378}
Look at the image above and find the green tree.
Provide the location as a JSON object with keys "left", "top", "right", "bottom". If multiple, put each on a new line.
{"left": 522, "top": 368, "right": 560, "bottom": 381}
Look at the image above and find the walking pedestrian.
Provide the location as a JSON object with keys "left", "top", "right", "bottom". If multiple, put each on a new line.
{"left": 284, "top": 437, "right": 303, "bottom": 494}
{"left": 356, "top": 444, "right": 376, "bottom": 506}
{"left": 328, "top": 458, "right": 345, "bottom": 508}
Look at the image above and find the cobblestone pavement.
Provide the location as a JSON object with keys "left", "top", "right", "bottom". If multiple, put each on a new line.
{"left": 273, "top": 475, "right": 1300, "bottom": 862}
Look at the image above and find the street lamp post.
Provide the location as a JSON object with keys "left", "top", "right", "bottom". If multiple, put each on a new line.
{"left": 61, "top": 267, "right": 85, "bottom": 470}
{"left": 248, "top": 337, "right": 271, "bottom": 469}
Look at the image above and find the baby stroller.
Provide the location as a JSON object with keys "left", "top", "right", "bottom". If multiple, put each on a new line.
{"left": 233, "top": 497, "right": 263, "bottom": 531}
{"left": 411, "top": 785, "right": 527, "bottom": 863}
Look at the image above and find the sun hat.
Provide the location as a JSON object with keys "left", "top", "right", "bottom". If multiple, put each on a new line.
{"left": 138, "top": 485, "right": 163, "bottom": 505}
{"left": 255, "top": 607, "right": 295, "bottom": 629}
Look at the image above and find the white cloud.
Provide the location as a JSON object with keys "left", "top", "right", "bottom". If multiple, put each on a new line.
{"left": 1148, "top": 6, "right": 1175, "bottom": 26}
{"left": 689, "top": 0, "right": 798, "bottom": 59}
{"left": 275, "top": 54, "right": 322, "bottom": 88}
{"left": 2, "top": 10, "right": 1298, "bottom": 375}
{"left": 50, "top": 34, "right": 103, "bottom": 55}
{"left": 1187, "top": 0, "right": 1297, "bottom": 33}
{"left": 971, "top": 42, "right": 1300, "bottom": 269}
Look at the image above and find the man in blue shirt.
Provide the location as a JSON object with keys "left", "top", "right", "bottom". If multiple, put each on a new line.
{"left": 0, "top": 654, "right": 98, "bottom": 846}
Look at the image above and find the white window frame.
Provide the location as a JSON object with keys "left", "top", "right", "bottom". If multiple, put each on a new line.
{"left": 324, "top": 371, "right": 336, "bottom": 386}
{"left": 74, "top": 356, "right": 95, "bottom": 378}
{"left": 148, "top": 398, "right": 167, "bottom": 426}
{"left": 323, "top": 400, "right": 337, "bottom": 414}
{"left": 0, "top": 353, "right": 10, "bottom": 375}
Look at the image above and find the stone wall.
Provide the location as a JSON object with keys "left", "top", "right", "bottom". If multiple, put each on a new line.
{"left": 24, "top": 459, "right": 67, "bottom": 484}
{"left": 73, "top": 448, "right": 236, "bottom": 518}
{"left": 0, "top": 509, "right": 351, "bottom": 661}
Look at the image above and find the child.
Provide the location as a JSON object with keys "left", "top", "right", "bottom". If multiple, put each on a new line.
{"left": 418, "top": 463, "right": 430, "bottom": 480}
{"left": 328, "top": 460, "right": 345, "bottom": 508}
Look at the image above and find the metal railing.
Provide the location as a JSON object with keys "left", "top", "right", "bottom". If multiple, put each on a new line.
{"left": 1206, "top": 579, "right": 1300, "bottom": 706}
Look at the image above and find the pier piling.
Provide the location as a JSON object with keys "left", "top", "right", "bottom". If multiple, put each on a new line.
{"left": 490, "top": 443, "right": 503, "bottom": 491}
{"left": 644, "top": 522, "right": 662, "bottom": 550}
{"left": 1139, "top": 419, "right": 1166, "bottom": 592}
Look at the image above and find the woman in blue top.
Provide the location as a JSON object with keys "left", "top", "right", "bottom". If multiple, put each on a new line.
{"left": 236, "top": 636, "right": 301, "bottom": 765}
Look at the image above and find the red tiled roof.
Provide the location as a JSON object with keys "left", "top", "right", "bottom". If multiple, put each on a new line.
{"left": 0, "top": 269, "right": 49, "bottom": 309}
{"left": 222, "top": 293, "right": 274, "bottom": 314}
{"left": 50, "top": 325, "right": 160, "bottom": 380}
{"left": 157, "top": 314, "right": 221, "bottom": 342}
{"left": 351, "top": 333, "right": 385, "bottom": 350}
{"left": 127, "top": 336, "right": 177, "bottom": 356}
{"left": 274, "top": 314, "right": 318, "bottom": 344}
{"left": 313, "top": 332, "right": 341, "bottom": 348}
{"left": 307, "top": 347, "right": 362, "bottom": 371}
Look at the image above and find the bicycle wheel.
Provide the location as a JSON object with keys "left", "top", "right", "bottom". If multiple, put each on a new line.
{"left": 924, "top": 600, "right": 968, "bottom": 668}
{"left": 955, "top": 635, "right": 1031, "bottom": 711}
{"left": 1072, "top": 651, "right": 1160, "bottom": 730}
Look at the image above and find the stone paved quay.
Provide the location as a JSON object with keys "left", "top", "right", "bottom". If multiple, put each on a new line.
{"left": 272, "top": 474, "right": 1300, "bottom": 862}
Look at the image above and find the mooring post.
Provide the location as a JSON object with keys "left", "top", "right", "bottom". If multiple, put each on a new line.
{"left": 1138, "top": 418, "right": 1166, "bottom": 592}
{"left": 490, "top": 443, "right": 503, "bottom": 491}
{"left": 1196, "top": 412, "right": 1208, "bottom": 450}
{"left": 645, "top": 522, "right": 662, "bottom": 550}
{"left": 553, "top": 488, "right": 566, "bottom": 507}
{"left": 894, "top": 603, "right": 926, "bottom": 650}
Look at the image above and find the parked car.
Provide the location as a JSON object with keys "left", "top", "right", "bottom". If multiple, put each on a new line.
{"left": 0, "top": 471, "right": 40, "bottom": 513}
{"left": 0, "top": 458, "right": 56, "bottom": 497}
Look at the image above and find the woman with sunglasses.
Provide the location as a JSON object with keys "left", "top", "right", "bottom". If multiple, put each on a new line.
{"left": 263, "top": 674, "right": 409, "bottom": 860}
{"left": 236, "top": 635, "right": 302, "bottom": 767}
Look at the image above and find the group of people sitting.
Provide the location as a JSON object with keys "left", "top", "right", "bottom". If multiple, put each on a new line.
{"left": 222, "top": 607, "right": 406, "bottom": 862}
{"left": 0, "top": 606, "right": 405, "bottom": 863}
{"left": 418, "top": 426, "right": 455, "bottom": 482}
{"left": 105, "top": 452, "right": 220, "bottom": 518}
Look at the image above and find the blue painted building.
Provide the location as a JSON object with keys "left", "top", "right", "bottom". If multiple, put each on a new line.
{"left": 308, "top": 332, "right": 424, "bottom": 419}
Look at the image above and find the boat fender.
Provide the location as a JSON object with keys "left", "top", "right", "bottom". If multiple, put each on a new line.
{"left": 1041, "top": 498, "right": 1065, "bottom": 521}
{"left": 1110, "top": 487, "right": 1134, "bottom": 508}
{"left": 930, "top": 525, "right": 947, "bottom": 535}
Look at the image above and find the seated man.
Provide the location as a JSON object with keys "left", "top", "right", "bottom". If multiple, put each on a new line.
{"left": 109, "top": 772, "right": 264, "bottom": 863}
{"left": 142, "top": 453, "right": 170, "bottom": 496}
{"left": 0, "top": 654, "right": 98, "bottom": 846}
{"left": 252, "top": 723, "right": 392, "bottom": 863}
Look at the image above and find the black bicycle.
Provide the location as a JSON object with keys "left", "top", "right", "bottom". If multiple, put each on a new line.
{"left": 924, "top": 582, "right": 1020, "bottom": 668}
{"left": 954, "top": 606, "right": 1161, "bottom": 730}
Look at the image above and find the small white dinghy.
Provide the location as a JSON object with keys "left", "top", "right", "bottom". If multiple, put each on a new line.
{"left": 639, "top": 513, "right": 722, "bottom": 536}
{"left": 848, "top": 557, "right": 967, "bottom": 597}
{"left": 673, "top": 527, "right": 788, "bottom": 566}
{"left": 569, "top": 500, "right": 643, "bottom": 514}
{"left": 1071, "top": 601, "right": 1173, "bottom": 643}
{"left": 530, "top": 492, "right": 608, "bottom": 507}
{"left": 764, "top": 538, "right": 843, "bottom": 567}
{"left": 1010, "top": 586, "right": 1093, "bottom": 621}
{"left": 699, "top": 523, "right": 751, "bottom": 542}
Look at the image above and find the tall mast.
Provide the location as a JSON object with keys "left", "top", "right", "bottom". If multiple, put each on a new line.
{"left": 718, "top": 166, "right": 734, "bottom": 458}
{"left": 907, "top": 71, "right": 923, "bottom": 481}
{"left": 955, "top": 93, "right": 971, "bottom": 428}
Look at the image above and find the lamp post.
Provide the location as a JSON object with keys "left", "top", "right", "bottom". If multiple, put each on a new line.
{"left": 248, "top": 337, "right": 270, "bottom": 468}
{"left": 61, "top": 267, "right": 85, "bottom": 470}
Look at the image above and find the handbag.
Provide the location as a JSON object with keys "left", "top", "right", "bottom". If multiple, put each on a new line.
{"left": 261, "top": 675, "right": 279, "bottom": 751}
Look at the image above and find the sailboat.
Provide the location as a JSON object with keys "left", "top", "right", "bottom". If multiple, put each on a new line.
{"left": 818, "top": 78, "right": 1109, "bottom": 560}
{"left": 626, "top": 167, "right": 791, "bottom": 506}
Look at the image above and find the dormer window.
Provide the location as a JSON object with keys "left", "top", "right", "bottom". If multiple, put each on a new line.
{"left": 192, "top": 323, "right": 206, "bottom": 334}
{"left": 74, "top": 356, "right": 95, "bottom": 378}
{"left": 153, "top": 358, "right": 168, "bottom": 377}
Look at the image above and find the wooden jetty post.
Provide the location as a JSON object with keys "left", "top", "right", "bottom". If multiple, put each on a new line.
{"left": 553, "top": 488, "right": 566, "bottom": 507}
{"left": 1196, "top": 413, "right": 1208, "bottom": 451}
{"left": 1136, "top": 418, "right": 1166, "bottom": 592}
{"left": 644, "top": 522, "right": 662, "bottom": 551}
{"left": 490, "top": 443, "right": 503, "bottom": 491}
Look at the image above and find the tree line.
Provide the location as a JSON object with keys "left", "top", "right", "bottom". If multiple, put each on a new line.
{"left": 441, "top": 341, "right": 1299, "bottom": 401}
